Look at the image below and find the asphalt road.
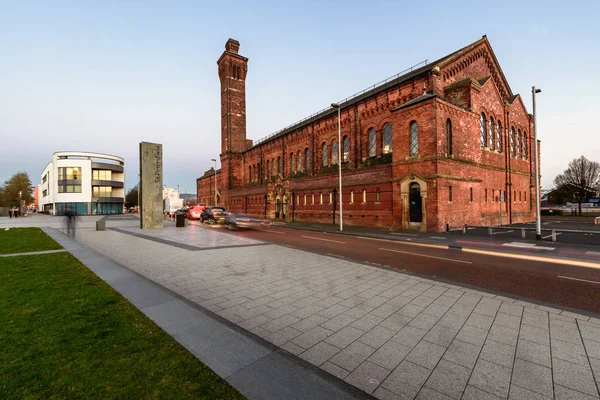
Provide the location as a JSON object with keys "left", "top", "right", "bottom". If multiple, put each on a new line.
{"left": 192, "top": 221, "right": 600, "bottom": 314}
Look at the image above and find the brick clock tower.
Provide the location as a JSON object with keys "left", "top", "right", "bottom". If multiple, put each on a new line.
{"left": 217, "top": 39, "right": 248, "bottom": 196}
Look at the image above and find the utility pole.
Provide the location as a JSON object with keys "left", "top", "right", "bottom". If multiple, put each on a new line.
{"left": 532, "top": 86, "right": 542, "bottom": 240}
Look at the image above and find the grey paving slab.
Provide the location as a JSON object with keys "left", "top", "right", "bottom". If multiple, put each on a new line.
{"left": 291, "top": 314, "right": 329, "bottom": 332}
{"left": 227, "top": 351, "right": 370, "bottom": 400}
{"left": 552, "top": 338, "right": 590, "bottom": 366}
{"left": 487, "top": 323, "right": 519, "bottom": 346}
{"left": 300, "top": 341, "right": 341, "bottom": 366}
{"left": 589, "top": 357, "right": 600, "bottom": 395}
{"left": 455, "top": 324, "right": 488, "bottom": 347}
{"left": 111, "top": 279, "right": 178, "bottom": 309}
{"left": 463, "top": 385, "right": 504, "bottom": 400}
{"left": 344, "top": 361, "right": 390, "bottom": 395}
{"left": 326, "top": 326, "right": 366, "bottom": 349}
{"left": 380, "top": 360, "right": 431, "bottom": 400}
{"left": 266, "top": 326, "right": 303, "bottom": 346}
{"left": 424, "top": 359, "right": 470, "bottom": 399}
{"left": 512, "top": 358, "right": 554, "bottom": 398}
{"left": 368, "top": 341, "right": 411, "bottom": 371}
{"left": 373, "top": 386, "right": 402, "bottom": 400}
{"left": 351, "top": 314, "right": 386, "bottom": 332}
{"left": 404, "top": 341, "right": 446, "bottom": 370}
{"left": 322, "top": 361, "right": 351, "bottom": 380}
{"left": 423, "top": 323, "right": 460, "bottom": 347}
{"left": 416, "top": 386, "right": 454, "bottom": 400}
{"left": 584, "top": 338, "right": 600, "bottom": 360}
{"left": 390, "top": 325, "right": 428, "bottom": 348}
{"left": 322, "top": 314, "right": 358, "bottom": 332}
{"left": 509, "top": 384, "right": 551, "bottom": 400}
{"left": 519, "top": 323, "right": 550, "bottom": 346}
{"left": 580, "top": 322, "right": 600, "bottom": 341}
{"left": 554, "top": 384, "right": 598, "bottom": 399}
{"left": 516, "top": 338, "right": 552, "bottom": 368}
{"left": 468, "top": 358, "right": 512, "bottom": 398}
{"left": 358, "top": 326, "right": 397, "bottom": 349}
{"left": 442, "top": 339, "right": 481, "bottom": 369}
{"left": 553, "top": 358, "right": 600, "bottom": 397}
{"left": 330, "top": 341, "right": 378, "bottom": 372}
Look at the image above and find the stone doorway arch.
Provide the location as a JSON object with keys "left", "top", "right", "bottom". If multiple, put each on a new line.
{"left": 400, "top": 174, "right": 427, "bottom": 231}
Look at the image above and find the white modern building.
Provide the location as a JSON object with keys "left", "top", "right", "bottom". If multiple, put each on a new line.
{"left": 39, "top": 151, "right": 125, "bottom": 215}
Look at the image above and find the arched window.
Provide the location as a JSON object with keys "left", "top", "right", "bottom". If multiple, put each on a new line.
{"left": 297, "top": 150, "right": 302, "bottom": 171}
{"left": 446, "top": 119, "right": 452, "bottom": 156}
{"left": 480, "top": 113, "right": 487, "bottom": 147}
{"left": 266, "top": 160, "right": 270, "bottom": 178}
{"left": 368, "top": 128, "right": 376, "bottom": 157}
{"left": 489, "top": 117, "right": 494, "bottom": 150}
{"left": 320, "top": 193, "right": 323, "bottom": 204}
{"left": 509, "top": 127, "right": 515, "bottom": 156}
{"left": 331, "top": 139, "right": 339, "bottom": 165}
{"left": 523, "top": 131, "right": 528, "bottom": 160}
{"left": 248, "top": 165, "right": 251, "bottom": 182}
{"left": 290, "top": 153, "right": 295, "bottom": 173}
{"left": 305, "top": 148, "right": 311, "bottom": 172}
{"left": 496, "top": 121, "right": 502, "bottom": 152}
{"left": 517, "top": 129, "right": 522, "bottom": 157}
{"left": 409, "top": 121, "right": 419, "bottom": 157}
{"left": 350, "top": 190, "right": 354, "bottom": 203}
{"left": 322, "top": 143, "right": 328, "bottom": 166}
{"left": 343, "top": 136, "right": 350, "bottom": 162}
{"left": 383, "top": 123, "right": 392, "bottom": 154}
{"left": 271, "top": 158, "right": 275, "bottom": 176}
{"left": 362, "top": 189, "right": 367, "bottom": 203}
{"left": 277, "top": 156, "right": 282, "bottom": 174}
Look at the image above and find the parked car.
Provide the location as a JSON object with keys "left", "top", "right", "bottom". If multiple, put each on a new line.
{"left": 186, "top": 205, "right": 206, "bottom": 220}
{"left": 200, "top": 206, "right": 226, "bottom": 223}
{"left": 224, "top": 213, "right": 270, "bottom": 230}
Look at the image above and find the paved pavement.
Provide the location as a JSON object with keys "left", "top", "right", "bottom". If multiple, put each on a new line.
{"left": 4, "top": 215, "right": 600, "bottom": 399}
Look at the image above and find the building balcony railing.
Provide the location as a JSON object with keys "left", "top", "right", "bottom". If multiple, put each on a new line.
{"left": 91, "top": 180, "right": 124, "bottom": 188}
{"left": 92, "top": 197, "right": 124, "bottom": 203}
{"left": 91, "top": 162, "right": 124, "bottom": 172}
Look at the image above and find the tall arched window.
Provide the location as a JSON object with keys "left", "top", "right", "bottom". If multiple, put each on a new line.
{"left": 368, "top": 128, "right": 376, "bottom": 157}
{"left": 496, "top": 121, "right": 502, "bottom": 152}
{"left": 248, "top": 165, "right": 252, "bottom": 182}
{"left": 480, "top": 113, "right": 487, "bottom": 147}
{"left": 509, "top": 127, "right": 515, "bottom": 156}
{"left": 409, "top": 121, "right": 419, "bottom": 157}
{"left": 271, "top": 158, "right": 275, "bottom": 176}
{"left": 383, "top": 123, "right": 392, "bottom": 154}
{"left": 523, "top": 131, "right": 528, "bottom": 160}
{"left": 266, "top": 160, "right": 270, "bottom": 178}
{"left": 297, "top": 150, "right": 302, "bottom": 171}
{"left": 489, "top": 117, "right": 494, "bottom": 150}
{"left": 290, "top": 153, "right": 295, "bottom": 173}
{"left": 305, "top": 148, "right": 310, "bottom": 172}
{"left": 322, "top": 143, "right": 328, "bottom": 166}
{"left": 517, "top": 129, "right": 522, "bottom": 157}
{"left": 446, "top": 119, "right": 452, "bottom": 156}
{"left": 331, "top": 139, "right": 339, "bottom": 165}
{"left": 343, "top": 136, "right": 350, "bottom": 162}
{"left": 277, "top": 156, "right": 281, "bottom": 174}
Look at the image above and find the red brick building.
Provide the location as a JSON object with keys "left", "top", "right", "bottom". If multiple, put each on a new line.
{"left": 197, "top": 36, "right": 538, "bottom": 232}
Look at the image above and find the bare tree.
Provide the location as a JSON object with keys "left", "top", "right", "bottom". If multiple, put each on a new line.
{"left": 554, "top": 156, "right": 600, "bottom": 215}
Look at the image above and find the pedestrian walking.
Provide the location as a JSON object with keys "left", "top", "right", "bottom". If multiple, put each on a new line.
{"left": 64, "top": 208, "right": 77, "bottom": 237}
{"left": 8, "top": 209, "right": 13, "bottom": 218}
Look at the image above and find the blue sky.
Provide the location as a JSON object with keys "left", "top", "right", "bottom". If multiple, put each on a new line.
{"left": 1, "top": 0, "right": 598, "bottom": 194}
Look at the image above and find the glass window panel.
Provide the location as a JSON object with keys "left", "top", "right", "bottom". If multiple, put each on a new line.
{"left": 297, "top": 151, "right": 302, "bottom": 171}
{"left": 343, "top": 136, "right": 350, "bottom": 162}
{"left": 368, "top": 128, "right": 376, "bottom": 157}
{"left": 480, "top": 113, "right": 486, "bottom": 147}
{"left": 517, "top": 129, "right": 522, "bottom": 157}
{"left": 410, "top": 121, "right": 419, "bottom": 157}
{"left": 322, "top": 143, "right": 328, "bottom": 166}
{"left": 331, "top": 140, "right": 338, "bottom": 164}
{"left": 523, "top": 132, "right": 528, "bottom": 159}
{"left": 446, "top": 119, "right": 452, "bottom": 155}
{"left": 290, "top": 153, "right": 295, "bottom": 173}
{"left": 383, "top": 124, "right": 392, "bottom": 154}
{"left": 510, "top": 127, "right": 515, "bottom": 156}
{"left": 305, "top": 149, "right": 310, "bottom": 172}
{"left": 489, "top": 118, "right": 494, "bottom": 150}
{"left": 497, "top": 121, "right": 502, "bottom": 152}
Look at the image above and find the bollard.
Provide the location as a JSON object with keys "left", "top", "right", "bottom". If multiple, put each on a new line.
{"left": 488, "top": 227, "right": 492, "bottom": 236}
{"left": 521, "top": 228, "right": 526, "bottom": 239}
{"left": 552, "top": 230, "right": 557, "bottom": 242}
{"left": 96, "top": 220, "right": 106, "bottom": 231}
{"left": 462, "top": 224, "right": 467, "bottom": 234}
{"left": 446, "top": 223, "right": 449, "bottom": 232}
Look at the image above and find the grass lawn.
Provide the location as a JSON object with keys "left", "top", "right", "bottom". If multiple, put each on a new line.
{"left": 0, "top": 227, "right": 63, "bottom": 254}
{"left": 0, "top": 251, "right": 244, "bottom": 399}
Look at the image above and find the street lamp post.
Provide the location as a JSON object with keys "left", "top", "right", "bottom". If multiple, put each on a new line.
{"left": 19, "top": 190, "right": 22, "bottom": 215}
{"left": 211, "top": 158, "right": 217, "bottom": 206}
{"left": 532, "top": 86, "right": 542, "bottom": 240}
{"left": 331, "top": 103, "right": 343, "bottom": 231}
{"left": 137, "top": 174, "right": 140, "bottom": 210}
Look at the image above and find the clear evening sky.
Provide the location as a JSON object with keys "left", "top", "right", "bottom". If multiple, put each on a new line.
{"left": 1, "top": 0, "right": 598, "bottom": 194}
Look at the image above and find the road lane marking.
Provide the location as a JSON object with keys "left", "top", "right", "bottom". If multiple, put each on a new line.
{"left": 378, "top": 247, "right": 472, "bottom": 264}
{"left": 491, "top": 230, "right": 514, "bottom": 235}
{"left": 542, "top": 232, "right": 562, "bottom": 240}
{"left": 429, "top": 236, "right": 447, "bottom": 240}
{"left": 301, "top": 235, "right": 346, "bottom": 244}
{"left": 361, "top": 236, "right": 449, "bottom": 250}
{"left": 502, "top": 242, "right": 555, "bottom": 250}
{"left": 390, "top": 232, "right": 418, "bottom": 236}
{"left": 558, "top": 276, "right": 600, "bottom": 285}
{"left": 262, "top": 229, "right": 285, "bottom": 234}
{"left": 463, "top": 248, "right": 600, "bottom": 270}
{"left": 586, "top": 251, "right": 600, "bottom": 256}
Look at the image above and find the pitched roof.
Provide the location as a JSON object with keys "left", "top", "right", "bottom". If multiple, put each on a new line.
{"left": 249, "top": 36, "right": 499, "bottom": 150}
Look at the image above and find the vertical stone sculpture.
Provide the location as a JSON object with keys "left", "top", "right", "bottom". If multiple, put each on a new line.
{"left": 139, "top": 142, "right": 163, "bottom": 229}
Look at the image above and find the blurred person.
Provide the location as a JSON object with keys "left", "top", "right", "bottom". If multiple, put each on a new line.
{"left": 64, "top": 208, "right": 77, "bottom": 237}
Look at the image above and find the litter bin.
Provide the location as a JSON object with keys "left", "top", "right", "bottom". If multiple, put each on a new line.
{"left": 176, "top": 214, "right": 186, "bottom": 228}
{"left": 96, "top": 220, "right": 106, "bottom": 231}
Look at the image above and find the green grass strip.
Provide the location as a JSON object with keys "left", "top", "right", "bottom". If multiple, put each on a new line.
{"left": 0, "top": 227, "right": 63, "bottom": 254}
{"left": 0, "top": 252, "right": 244, "bottom": 399}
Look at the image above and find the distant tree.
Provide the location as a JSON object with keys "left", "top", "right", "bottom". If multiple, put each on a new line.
{"left": 554, "top": 156, "right": 600, "bottom": 215}
{"left": 1, "top": 172, "right": 33, "bottom": 208}
{"left": 125, "top": 185, "right": 139, "bottom": 207}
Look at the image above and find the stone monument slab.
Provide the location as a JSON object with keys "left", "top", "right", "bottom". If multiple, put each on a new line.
{"left": 139, "top": 141, "right": 163, "bottom": 229}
